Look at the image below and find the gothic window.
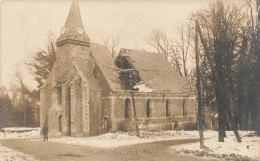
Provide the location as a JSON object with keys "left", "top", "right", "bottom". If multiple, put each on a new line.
{"left": 166, "top": 99, "right": 170, "bottom": 117}
{"left": 146, "top": 99, "right": 150, "bottom": 117}
{"left": 183, "top": 99, "right": 187, "bottom": 115}
{"left": 58, "top": 87, "right": 62, "bottom": 104}
{"left": 125, "top": 99, "right": 130, "bottom": 118}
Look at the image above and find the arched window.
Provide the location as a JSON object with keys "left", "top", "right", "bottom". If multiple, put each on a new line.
{"left": 146, "top": 99, "right": 150, "bottom": 117}
{"left": 57, "top": 87, "right": 62, "bottom": 104}
{"left": 182, "top": 99, "right": 187, "bottom": 115}
{"left": 166, "top": 99, "right": 169, "bottom": 117}
{"left": 125, "top": 99, "right": 130, "bottom": 118}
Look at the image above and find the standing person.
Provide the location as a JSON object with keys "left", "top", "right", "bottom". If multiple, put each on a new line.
{"left": 42, "top": 123, "right": 48, "bottom": 141}
{"left": 174, "top": 121, "right": 178, "bottom": 130}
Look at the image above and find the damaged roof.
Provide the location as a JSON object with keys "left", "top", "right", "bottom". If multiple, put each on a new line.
{"left": 62, "top": 44, "right": 193, "bottom": 94}
{"left": 117, "top": 48, "right": 194, "bottom": 94}
{"left": 90, "top": 44, "right": 122, "bottom": 92}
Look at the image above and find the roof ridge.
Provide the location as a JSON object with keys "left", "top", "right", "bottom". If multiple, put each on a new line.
{"left": 120, "top": 48, "right": 159, "bottom": 55}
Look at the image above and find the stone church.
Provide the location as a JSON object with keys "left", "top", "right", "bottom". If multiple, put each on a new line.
{"left": 40, "top": 0, "right": 197, "bottom": 137}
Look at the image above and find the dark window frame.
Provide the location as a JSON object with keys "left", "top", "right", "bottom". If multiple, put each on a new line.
{"left": 166, "top": 99, "right": 169, "bottom": 117}
{"left": 146, "top": 99, "right": 150, "bottom": 117}
{"left": 182, "top": 99, "right": 187, "bottom": 115}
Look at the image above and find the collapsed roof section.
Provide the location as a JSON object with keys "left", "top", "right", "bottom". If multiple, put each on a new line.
{"left": 115, "top": 48, "right": 194, "bottom": 94}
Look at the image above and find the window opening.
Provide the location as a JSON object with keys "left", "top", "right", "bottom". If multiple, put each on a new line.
{"left": 146, "top": 99, "right": 150, "bottom": 117}
{"left": 183, "top": 99, "right": 187, "bottom": 115}
{"left": 166, "top": 99, "right": 169, "bottom": 117}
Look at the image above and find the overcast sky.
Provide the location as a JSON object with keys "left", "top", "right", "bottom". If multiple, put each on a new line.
{"left": 0, "top": 0, "right": 210, "bottom": 88}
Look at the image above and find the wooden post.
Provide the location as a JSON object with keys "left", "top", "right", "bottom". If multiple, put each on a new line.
{"left": 195, "top": 20, "right": 204, "bottom": 148}
{"left": 130, "top": 71, "right": 140, "bottom": 137}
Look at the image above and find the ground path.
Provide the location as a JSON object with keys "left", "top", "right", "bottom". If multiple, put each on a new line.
{"left": 0, "top": 139, "right": 217, "bottom": 161}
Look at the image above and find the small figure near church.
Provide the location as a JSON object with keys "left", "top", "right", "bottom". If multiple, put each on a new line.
{"left": 42, "top": 123, "right": 48, "bottom": 141}
{"left": 174, "top": 121, "right": 178, "bottom": 130}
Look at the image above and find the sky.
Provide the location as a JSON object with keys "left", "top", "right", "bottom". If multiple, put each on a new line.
{"left": 0, "top": 0, "right": 210, "bottom": 89}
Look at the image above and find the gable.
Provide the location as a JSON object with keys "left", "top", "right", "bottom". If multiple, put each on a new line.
{"left": 90, "top": 44, "right": 122, "bottom": 92}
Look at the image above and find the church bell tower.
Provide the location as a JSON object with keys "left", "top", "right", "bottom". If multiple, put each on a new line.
{"left": 56, "top": 0, "right": 90, "bottom": 46}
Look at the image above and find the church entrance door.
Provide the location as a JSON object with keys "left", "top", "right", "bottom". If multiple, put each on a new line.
{"left": 104, "top": 117, "right": 109, "bottom": 133}
{"left": 58, "top": 115, "right": 62, "bottom": 132}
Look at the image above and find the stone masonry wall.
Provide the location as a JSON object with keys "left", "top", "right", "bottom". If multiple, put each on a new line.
{"left": 89, "top": 90, "right": 103, "bottom": 136}
{"left": 70, "top": 79, "right": 84, "bottom": 136}
{"left": 102, "top": 92, "right": 196, "bottom": 132}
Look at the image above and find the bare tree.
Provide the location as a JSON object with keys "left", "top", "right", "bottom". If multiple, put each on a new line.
{"left": 194, "top": 0, "right": 251, "bottom": 142}
{"left": 12, "top": 69, "right": 30, "bottom": 126}
{"left": 146, "top": 29, "right": 182, "bottom": 75}
{"left": 102, "top": 27, "right": 123, "bottom": 59}
{"left": 247, "top": 0, "right": 260, "bottom": 135}
{"left": 102, "top": 35, "right": 110, "bottom": 48}
{"left": 146, "top": 22, "right": 194, "bottom": 78}
{"left": 173, "top": 20, "right": 194, "bottom": 77}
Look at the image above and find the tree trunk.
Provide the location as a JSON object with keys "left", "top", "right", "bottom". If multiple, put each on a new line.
{"left": 225, "top": 104, "right": 242, "bottom": 142}
{"left": 197, "top": 23, "right": 242, "bottom": 142}
{"left": 217, "top": 95, "right": 225, "bottom": 142}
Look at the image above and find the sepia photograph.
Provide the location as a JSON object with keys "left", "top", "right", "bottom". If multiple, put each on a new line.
{"left": 0, "top": 0, "right": 259, "bottom": 160}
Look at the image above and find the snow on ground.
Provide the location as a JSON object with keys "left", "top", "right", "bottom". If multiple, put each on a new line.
{"left": 0, "top": 128, "right": 259, "bottom": 160}
{"left": 39, "top": 130, "right": 200, "bottom": 148}
{"left": 170, "top": 130, "right": 260, "bottom": 161}
{"left": 0, "top": 143, "right": 37, "bottom": 161}
{"left": 0, "top": 127, "right": 40, "bottom": 139}
{"left": 0, "top": 127, "right": 40, "bottom": 161}
{"left": 44, "top": 130, "right": 259, "bottom": 160}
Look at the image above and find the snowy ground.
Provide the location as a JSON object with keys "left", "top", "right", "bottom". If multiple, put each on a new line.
{"left": 41, "top": 130, "right": 200, "bottom": 148}
{"left": 0, "top": 143, "right": 36, "bottom": 161}
{"left": 0, "top": 127, "right": 40, "bottom": 139}
{"left": 170, "top": 130, "right": 260, "bottom": 161}
{"left": 41, "top": 130, "right": 259, "bottom": 160}
{"left": 0, "top": 128, "right": 259, "bottom": 161}
{"left": 0, "top": 127, "right": 40, "bottom": 161}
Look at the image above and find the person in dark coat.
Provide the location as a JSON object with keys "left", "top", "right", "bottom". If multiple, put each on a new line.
{"left": 42, "top": 123, "right": 48, "bottom": 141}
{"left": 174, "top": 121, "right": 178, "bottom": 130}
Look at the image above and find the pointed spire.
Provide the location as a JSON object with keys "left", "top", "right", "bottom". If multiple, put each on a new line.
{"left": 56, "top": 0, "right": 90, "bottom": 46}
{"left": 65, "top": 0, "right": 83, "bottom": 31}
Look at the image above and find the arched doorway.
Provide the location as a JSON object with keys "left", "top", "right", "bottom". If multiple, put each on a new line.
{"left": 103, "top": 117, "right": 109, "bottom": 133}
{"left": 58, "top": 115, "right": 62, "bottom": 132}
